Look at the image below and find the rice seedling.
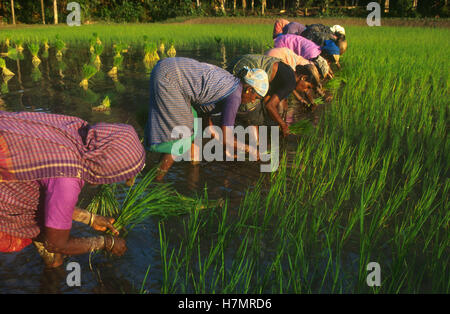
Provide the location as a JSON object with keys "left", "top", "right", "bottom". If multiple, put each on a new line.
{"left": 14, "top": 39, "right": 24, "bottom": 53}
{"left": 92, "top": 95, "right": 111, "bottom": 112}
{"left": 143, "top": 41, "right": 159, "bottom": 64}
{"left": 89, "top": 36, "right": 96, "bottom": 54}
{"left": 42, "top": 38, "right": 49, "bottom": 50}
{"left": 288, "top": 119, "right": 315, "bottom": 136}
{"left": 0, "top": 57, "right": 14, "bottom": 76}
{"left": 93, "top": 32, "right": 102, "bottom": 45}
{"left": 167, "top": 40, "right": 176, "bottom": 58}
{"left": 54, "top": 36, "right": 66, "bottom": 60}
{"left": 92, "top": 43, "right": 104, "bottom": 70}
{"left": 158, "top": 38, "right": 165, "bottom": 55}
{"left": 86, "top": 184, "right": 120, "bottom": 217}
{"left": 79, "top": 63, "right": 98, "bottom": 90}
{"left": 0, "top": 47, "right": 18, "bottom": 60}
{"left": 28, "top": 42, "right": 41, "bottom": 67}
{"left": 107, "top": 54, "right": 123, "bottom": 77}
{"left": 4, "top": 38, "right": 10, "bottom": 48}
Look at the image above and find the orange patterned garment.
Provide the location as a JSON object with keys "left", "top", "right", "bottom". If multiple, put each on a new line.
{"left": 0, "top": 231, "right": 32, "bottom": 252}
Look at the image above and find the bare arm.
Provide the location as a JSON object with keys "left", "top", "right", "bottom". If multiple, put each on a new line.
{"left": 43, "top": 227, "right": 125, "bottom": 256}
{"left": 264, "top": 94, "right": 289, "bottom": 137}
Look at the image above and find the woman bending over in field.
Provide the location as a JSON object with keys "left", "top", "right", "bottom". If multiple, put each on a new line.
{"left": 144, "top": 57, "right": 268, "bottom": 181}
{"left": 0, "top": 111, "right": 146, "bottom": 268}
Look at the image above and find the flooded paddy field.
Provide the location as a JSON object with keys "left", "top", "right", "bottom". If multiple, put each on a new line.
{"left": 0, "top": 25, "right": 448, "bottom": 293}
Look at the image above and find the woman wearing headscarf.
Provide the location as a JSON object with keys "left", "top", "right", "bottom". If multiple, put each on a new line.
{"left": 227, "top": 54, "right": 299, "bottom": 137}
{"left": 272, "top": 18, "right": 290, "bottom": 39}
{"left": 0, "top": 111, "right": 146, "bottom": 267}
{"left": 145, "top": 57, "right": 268, "bottom": 181}
{"left": 301, "top": 24, "right": 347, "bottom": 55}
{"left": 264, "top": 47, "right": 323, "bottom": 106}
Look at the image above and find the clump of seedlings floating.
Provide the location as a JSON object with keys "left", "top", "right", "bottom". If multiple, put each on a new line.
{"left": 143, "top": 41, "right": 159, "bottom": 72}
{"left": 167, "top": 40, "right": 176, "bottom": 58}
{"left": 28, "top": 42, "right": 41, "bottom": 67}
{"left": 92, "top": 43, "right": 103, "bottom": 70}
{"left": 0, "top": 57, "right": 14, "bottom": 77}
{"left": 0, "top": 47, "right": 18, "bottom": 59}
{"left": 158, "top": 38, "right": 165, "bottom": 55}
{"left": 54, "top": 36, "right": 66, "bottom": 60}
{"left": 79, "top": 63, "right": 98, "bottom": 90}
{"left": 15, "top": 39, "right": 24, "bottom": 53}
{"left": 108, "top": 43, "right": 125, "bottom": 77}
{"left": 92, "top": 95, "right": 111, "bottom": 112}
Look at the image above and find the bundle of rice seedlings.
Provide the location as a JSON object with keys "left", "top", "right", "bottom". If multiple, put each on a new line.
{"left": 92, "top": 43, "right": 103, "bottom": 69}
{"left": 79, "top": 64, "right": 98, "bottom": 90}
{"left": 42, "top": 38, "right": 49, "bottom": 50}
{"left": 92, "top": 95, "right": 111, "bottom": 112}
{"left": 93, "top": 32, "right": 102, "bottom": 45}
{"left": 54, "top": 37, "right": 65, "bottom": 59}
{"left": 108, "top": 54, "right": 123, "bottom": 77}
{"left": 143, "top": 42, "right": 159, "bottom": 64}
{"left": 113, "top": 42, "right": 125, "bottom": 57}
{"left": 166, "top": 40, "right": 176, "bottom": 58}
{"left": 0, "top": 57, "right": 14, "bottom": 76}
{"left": 158, "top": 38, "right": 165, "bottom": 55}
{"left": 4, "top": 38, "right": 10, "bottom": 48}
{"left": 0, "top": 48, "right": 18, "bottom": 59}
{"left": 86, "top": 184, "right": 120, "bottom": 217}
{"left": 288, "top": 119, "right": 315, "bottom": 135}
{"left": 28, "top": 42, "right": 41, "bottom": 67}
{"left": 15, "top": 39, "right": 24, "bottom": 53}
{"left": 86, "top": 168, "right": 221, "bottom": 237}
{"left": 89, "top": 37, "right": 96, "bottom": 54}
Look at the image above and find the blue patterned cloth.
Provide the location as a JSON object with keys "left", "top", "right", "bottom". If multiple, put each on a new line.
{"left": 145, "top": 57, "right": 240, "bottom": 147}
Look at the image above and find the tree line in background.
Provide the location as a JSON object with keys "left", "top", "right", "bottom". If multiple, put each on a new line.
{"left": 0, "top": 0, "right": 447, "bottom": 24}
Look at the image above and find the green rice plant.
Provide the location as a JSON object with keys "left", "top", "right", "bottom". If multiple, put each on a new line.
{"left": 54, "top": 37, "right": 66, "bottom": 59}
{"left": 92, "top": 95, "right": 111, "bottom": 112}
{"left": 42, "top": 38, "right": 49, "bottom": 50}
{"left": 158, "top": 38, "right": 165, "bottom": 55}
{"left": 143, "top": 41, "right": 159, "bottom": 64}
{"left": 288, "top": 119, "right": 315, "bottom": 136}
{"left": 79, "top": 63, "right": 98, "bottom": 90}
{"left": 14, "top": 39, "right": 24, "bottom": 53}
{"left": 0, "top": 48, "right": 18, "bottom": 60}
{"left": 28, "top": 42, "right": 41, "bottom": 67}
{"left": 0, "top": 57, "right": 14, "bottom": 76}
{"left": 113, "top": 42, "right": 125, "bottom": 57}
{"left": 86, "top": 184, "right": 120, "bottom": 217}
{"left": 167, "top": 40, "right": 176, "bottom": 58}
{"left": 89, "top": 36, "right": 96, "bottom": 54}
{"left": 92, "top": 43, "right": 103, "bottom": 70}
{"left": 107, "top": 54, "right": 123, "bottom": 77}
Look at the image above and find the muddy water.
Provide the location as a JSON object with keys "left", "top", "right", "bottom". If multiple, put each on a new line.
{"left": 0, "top": 43, "right": 321, "bottom": 293}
